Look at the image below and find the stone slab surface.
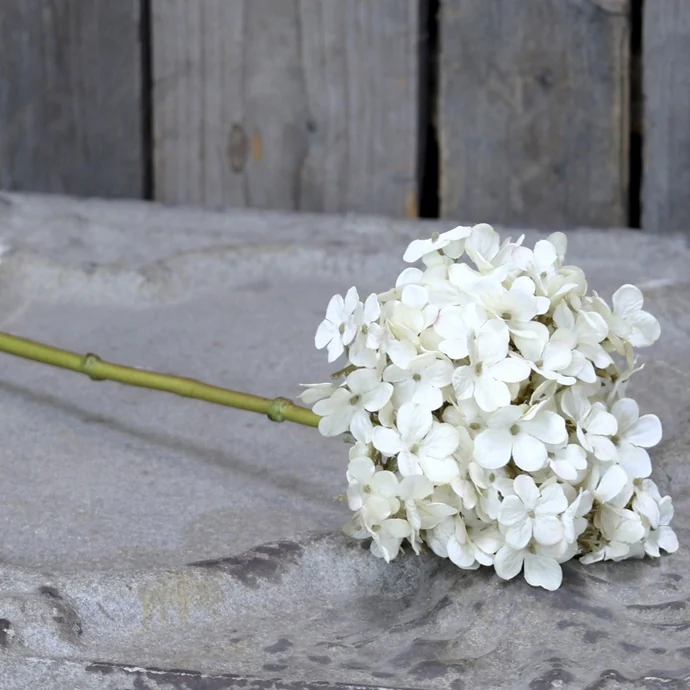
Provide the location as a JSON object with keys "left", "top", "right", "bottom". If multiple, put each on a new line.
{"left": 0, "top": 192, "right": 689, "bottom": 689}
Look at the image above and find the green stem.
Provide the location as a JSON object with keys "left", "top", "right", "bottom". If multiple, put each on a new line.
{"left": 0, "top": 332, "right": 320, "bottom": 428}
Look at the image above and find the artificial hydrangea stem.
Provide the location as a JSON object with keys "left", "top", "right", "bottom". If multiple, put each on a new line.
{"left": 0, "top": 332, "right": 320, "bottom": 428}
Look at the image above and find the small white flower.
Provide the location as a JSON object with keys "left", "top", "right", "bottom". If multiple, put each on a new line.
{"left": 560, "top": 387, "right": 618, "bottom": 461}
{"left": 372, "top": 403, "right": 460, "bottom": 482}
{"left": 479, "top": 276, "right": 550, "bottom": 334}
{"left": 315, "top": 287, "right": 360, "bottom": 361}
{"left": 580, "top": 505, "right": 646, "bottom": 564}
{"left": 611, "top": 285, "right": 661, "bottom": 348}
{"left": 514, "top": 324, "right": 575, "bottom": 385}
{"left": 498, "top": 475, "right": 568, "bottom": 549}
{"left": 298, "top": 381, "right": 338, "bottom": 405}
{"left": 562, "top": 490, "right": 593, "bottom": 544}
{"left": 609, "top": 398, "right": 662, "bottom": 479}
{"left": 448, "top": 515, "right": 503, "bottom": 568}
{"left": 590, "top": 464, "right": 629, "bottom": 504}
{"left": 549, "top": 444, "right": 588, "bottom": 482}
{"left": 403, "top": 225, "right": 472, "bottom": 263}
{"left": 494, "top": 543, "right": 564, "bottom": 591}
{"left": 313, "top": 369, "right": 393, "bottom": 440}
{"left": 643, "top": 495, "right": 678, "bottom": 557}
{"left": 348, "top": 294, "right": 382, "bottom": 368}
{"left": 347, "top": 463, "right": 401, "bottom": 527}
{"left": 452, "top": 319, "right": 531, "bottom": 412}
{"left": 383, "top": 353, "right": 453, "bottom": 411}
{"left": 473, "top": 404, "right": 567, "bottom": 472}
{"left": 370, "top": 518, "right": 411, "bottom": 562}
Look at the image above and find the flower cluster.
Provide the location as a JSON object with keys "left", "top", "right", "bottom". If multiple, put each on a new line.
{"left": 300, "top": 224, "right": 678, "bottom": 590}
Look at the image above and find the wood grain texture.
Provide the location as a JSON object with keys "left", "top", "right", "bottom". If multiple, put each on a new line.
{"left": 642, "top": 0, "right": 690, "bottom": 233}
{"left": 0, "top": 0, "right": 143, "bottom": 197}
{"left": 438, "top": 0, "right": 630, "bottom": 228}
{"left": 151, "top": 0, "right": 420, "bottom": 217}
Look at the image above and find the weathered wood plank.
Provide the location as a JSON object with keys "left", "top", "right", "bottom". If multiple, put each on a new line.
{"left": 438, "top": 0, "right": 630, "bottom": 228}
{"left": 642, "top": 0, "right": 690, "bottom": 233}
{"left": 0, "top": 0, "right": 144, "bottom": 198}
{"left": 151, "top": 0, "right": 421, "bottom": 217}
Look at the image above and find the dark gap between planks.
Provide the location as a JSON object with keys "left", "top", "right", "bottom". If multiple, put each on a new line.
{"left": 140, "top": 0, "right": 154, "bottom": 200}
{"left": 419, "top": 0, "right": 440, "bottom": 219}
{"left": 629, "top": 0, "right": 643, "bottom": 228}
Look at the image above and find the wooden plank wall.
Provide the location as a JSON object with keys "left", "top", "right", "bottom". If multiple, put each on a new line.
{"left": 0, "top": 0, "right": 143, "bottom": 198}
{"left": 151, "top": 0, "right": 421, "bottom": 218}
{"left": 642, "top": 0, "right": 690, "bottom": 233}
{"left": 437, "top": 0, "right": 630, "bottom": 229}
{"left": 1, "top": 0, "right": 690, "bottom": 230}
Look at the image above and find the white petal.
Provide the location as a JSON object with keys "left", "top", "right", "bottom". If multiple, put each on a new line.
{"left": 420, "top": 454, "right": 461, "bottom": 483}
{"left": 347, "top": 457, "right": 375, "bottom": 484}
{"left": 383, "top": 364, "right": 409, "bottom": 384}
{"left": 595, "top": 465, "right": 628, "bottom": 502}
{"left": 426, "top": 360, "right": 455, "bottom": 387}
{"left": 536, "top": 485, "right": 568, "bottom": 516}
{"left": 420, "top": 423, "right": 461, "bottom": 458}
{"left": 399, "top": 474, "right": 434, "bottom": 500}
{"left": 370, "top": 471, "right": 400, "bottom": 497}
{"left": 325, "top": 293, "right": 346, "bottom": 323}
{"left": 628, "top": 310, "right": 661, "bottom": 347}
{"left": 512, "top": 433, "right": 548, "bottom": 472}
{"left": 386, "top": 339, "right": 418, "bottom": 369}
{"left": 560, "top": 387, "right": 590, "bottom": 423}
{"left": 489, "top": 356, "right": 532, "bottom": 383}
{"left": 326, "top": 337, "right": 345, "bottom": 362}
{"left": 586, "top": 404, "right": 618, "bottom": 436}
{"left": 476, "top": 319, "right": 509, "bottom": 365}
{"left": 618, "top": 443, "right": 652, "bottom": 479}
{"left": 440, "top": 338, "right": 470, "bottom": 360}
{"left": 347, "top": 368, "right": 379, "bottom": 395}
{"left": 656, "top": 526, "right": 679, "bottom": 554}
{"left": 343, "top": 287, "right": 360, "bottom": 314}
{"left": 383, "top": 518, "right": 411, "bottom": 538}
{"left": 317, "top": 407, "right": 354, "bottom": 437}
{"left": 451, "top": 366, "right": 475, "bottom": 400}
{"left": 494, "top": 546, "right": 525, "bottom": 581}
{"left": 611, "top": 398, "right": 639, "bottom": 433}
{"left": 625, "top": 414, "right": 662, "bottom": 448}
{"left": 533, "top": 516, "right": 564, "bottom": 546}
{"left": 533, "top": 240, "right": 558, "bottom": 270}
{"left": 362, "top": 382, "right": 393, "bottom": 412}
{"left": 412, "top": 382, "right": 444, "bottom": 411}
{"left": 402, "top": 284, "right": 429, "bottom": 309}
{"left": 550, "top": 459, "right": 578, "bottom": 481}
{"left": 634, "top": 492, "right": 660, "bottom": 528}
{"left": 524, "top": 554, "right": 563, "bottom": 590}
{"left": 513, "top": 475, "right": 540, "bottom": 509}
{"left": 315, "top": 320, "right": 337, "bottom": 349}
{"left": 612, "top": 284, "right": 643, "bottom": 319}
{"left": 473, "top": 429, "right": 513, "bottom": 469}
{"left": 397, "top": 403, "right": 433, "bottom": 443}
{"left": 363, "top": 293, "right": 381, "bottom": 322}
{"left": 365, "top": 495, "right": 392, "bottom": 523}
{"left": 590, "top": 435, "right": 618, "bottom": 462}
{"left": 372, "top": 427, "right": 405, "bottom": 455}
{"left": 350, "top": 410, "right": 374, "bottom": 443}
{"left": 403, "top": 238, "right": 435, "bottom": 263}
{"left": 541, "top": 340, "right": 572, "bottom": 372}
{"left": 397, "top": 451, "right": 422, "bottom": 476}
{"left": 498, "top": 496, "right": 528, "bottom": 526}
{"left": 521, "top": 411, "right": 567, "bottom": 445}
{"left": 613, "top": 515, "right": 645, "bottom": 543}
{"left": 474, "top": 375, "right": 511, "bottom": 412}
{"left": 448, "top": 539, "right": 477, "bottom": 568}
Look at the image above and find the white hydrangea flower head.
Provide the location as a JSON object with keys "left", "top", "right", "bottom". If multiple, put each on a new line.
{"left": 302, "top": 222, "right": 675, "bottom": 590}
